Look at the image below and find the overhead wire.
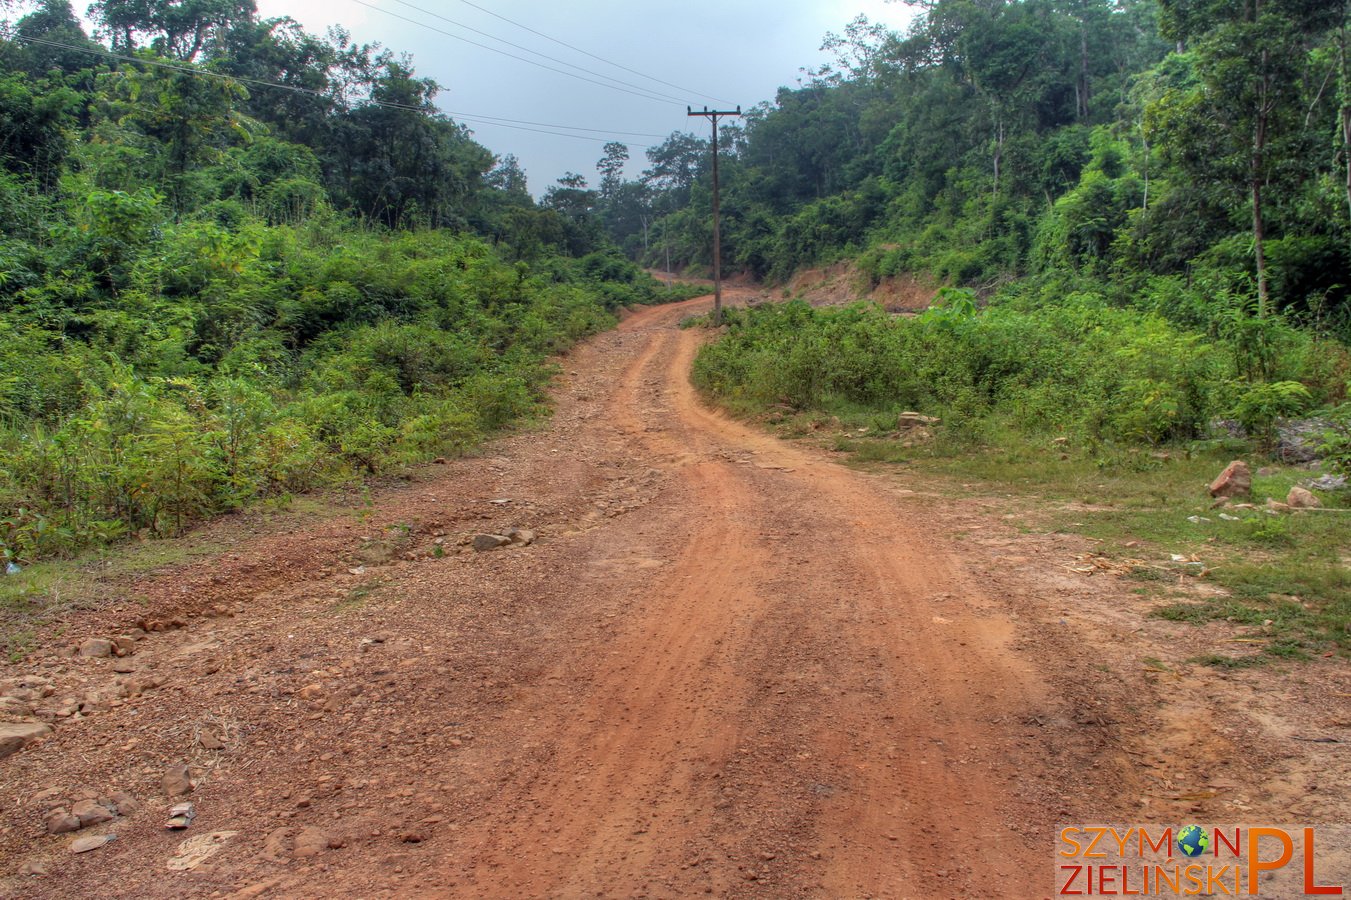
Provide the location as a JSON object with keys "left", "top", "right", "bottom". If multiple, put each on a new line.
{"left": 347, "top": 0, "right": 683, "bottom": 107}
{"left": 377, "top": 0, "right": 690, "bottom": 105}
{"left": 448, "top": 0, "right": 732, "bottom": 105}
{"left": 2, "top": 30, "right": 656, "bottom": 147}
{"left": 456, "top": 119, "right": 650, "bottom": 149}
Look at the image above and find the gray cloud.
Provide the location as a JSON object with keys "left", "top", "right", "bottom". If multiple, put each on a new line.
{"left": 258, "top": 0, "right": 914, "bottom": 194}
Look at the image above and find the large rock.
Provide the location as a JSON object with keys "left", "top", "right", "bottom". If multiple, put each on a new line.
{"left": 1276, "top": 417, "right": 1332, "bottom": 463}
{"left": 1287, "top": 486, "right": 1322, "bottom": 509}
{"left": 72, "top": 799, "right": 115, "bottom": 827}
{"left": 78, "top": 638, "right": 114, "bottom": 659}
{"left": 162, "top": 764, "right": 194, "bottom": 797}
{"left": 472, "top": 534, "right": 511, "bottom": 552}
{"left": 261, "top": 827, "right": 293, "bottom": 863}
{"left": 0, "top": 697, "right": 34, "bottom": 717}
{"left": 292, "top": 827, "right": 339, "bottom": 858}
{"left": 167, "top": 830, "right": 239, "bottom": 872}
{"left": 897, "top": 411, "right": 940, "bottom": 429}
{"left": 1208, "top": 460, "right": 1252, "bottom": 499}
{"left": 0, "top": 723, "right": 51, "bottom": 759}
{"left": 44, "top": 808, "right": 81, "bottom": 835}
{"left": 506, "top": 528, "right": 536, "bottom": 547}
{"left": 107, "top": 791, "right": 138, "bottom": 816}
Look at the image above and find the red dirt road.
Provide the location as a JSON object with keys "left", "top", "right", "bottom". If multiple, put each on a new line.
{"left": 2, "top": 293, "right": 1343, "bottom": 898}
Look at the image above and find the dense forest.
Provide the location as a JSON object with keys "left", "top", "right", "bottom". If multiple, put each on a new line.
{"left": 586, "top": 0, "right": 1351, "bottom": 468}
{"left": 0, "top": 0, "right": 695, "bottom": 564}
{"left": 613, "top": 0, "right": 1350, "bottom": 311}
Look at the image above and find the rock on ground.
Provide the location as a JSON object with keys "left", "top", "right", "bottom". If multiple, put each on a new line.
{"left": 69, "top": 833, "right": 115, "bottom": 854}
{"left": 44, "top": 808, "right": 81, "bottom": 835}
{"left": 71, "top": 799, "right": 115, "bottom": 827}
{"left": 0, "top": 723, "right": 52, "bottom": 759}
{"left": 472, "top": 534, "right": 511, "bottom": 551}
{"left": 1208, "top": 460, "right": 1252, "bottom": 499}
{"left": 291, "top": 827, "right": 337, "bottom": 858}
{"left": 1287, "top": 486, "right": 1322, "bottom": 509}
{"left": 78, "top": 638, "right": 114, "bottom": 658}
{"left": 162, "top": 764, "right": 194, "bottom": 797}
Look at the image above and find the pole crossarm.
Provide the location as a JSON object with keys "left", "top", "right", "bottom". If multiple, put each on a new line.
{"left": 687, "top": 105, "right": 741, "bottom": 325}
{"left": 687, "top": 107, "right": 743, "bottom": 119}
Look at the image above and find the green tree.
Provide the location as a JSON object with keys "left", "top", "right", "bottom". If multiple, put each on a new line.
{"left": 1157, "top": 0, "right": 1341, "bottom": 315}
{"left": 89, "top": 0, "right": 257, "bottom": 60}
{"left": 9, "top": 0, "right": 101, "bottom": 77}
{"left": 596, "top": 141, "right": 628, "bottom": 201}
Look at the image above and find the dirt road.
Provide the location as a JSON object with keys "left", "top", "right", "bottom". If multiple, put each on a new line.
{"left": 2, "top": 293, "right": 1344, "bottom": 898}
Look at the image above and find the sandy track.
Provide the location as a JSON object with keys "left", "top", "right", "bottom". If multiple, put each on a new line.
{"left": 3, "top": 293, "right": 1340, "bottom": 899}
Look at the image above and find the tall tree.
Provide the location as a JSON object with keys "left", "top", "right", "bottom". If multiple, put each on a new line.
{"left": 596, "top": 141, "right": 628, "bottom": 201}
{"left": 641, "top": 132, "right": 707, "bottom": 206}
{"left": 1340, "top": 1, "right": 1351, "bottom": 258}
{"left": 11, "top": 0, "right": 100, "bottom": 76}
{"left": 89, "top": 0, "right": 256, "bottom": 60}
{"left": 1158, "top": 0, "right": 1340, "bottom": 315}
{"left": 486, "top": 153, "right": 529, "bottom": 198}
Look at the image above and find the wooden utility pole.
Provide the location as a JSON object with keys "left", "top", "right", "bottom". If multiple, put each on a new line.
{"left": 688, "top": 105, "right": 741, "bottom": 324}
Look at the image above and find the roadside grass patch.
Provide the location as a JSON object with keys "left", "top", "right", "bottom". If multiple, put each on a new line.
{"left": 921, "top": 444, "right": 1348, "bottom": 657}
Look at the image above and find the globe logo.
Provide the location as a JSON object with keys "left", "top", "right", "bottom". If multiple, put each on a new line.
{"left": 1177, "top": 825, "right": 1210, "bottom": 858}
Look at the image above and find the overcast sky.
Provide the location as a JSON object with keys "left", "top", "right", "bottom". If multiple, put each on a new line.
{"left": 251, "top": 0, "right": 918, "bottom": 195}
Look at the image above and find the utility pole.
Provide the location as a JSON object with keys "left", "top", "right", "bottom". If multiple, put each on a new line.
{"left": 688, "top": 105, "right": 741, "bottom": 325}
{"left": 664, "top": 226, "right": 671, "bottom": 287}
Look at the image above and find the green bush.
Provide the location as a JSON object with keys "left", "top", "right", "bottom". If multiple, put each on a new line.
{"left": 0, "top": 219, "right": 688, "bottom": 563}
{"left": 693, "top": 293, "right": 1307, "bottom": 450}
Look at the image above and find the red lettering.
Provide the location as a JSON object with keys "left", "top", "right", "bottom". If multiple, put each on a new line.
{"left": 1060, "top": 864, "right": 1085, "bottom": 895}
{"left": 1304, "top": 828, "right": 1344, "bottom": 896}
{"left": 1215, "top": 828, "right": 1242, "bottom": 859}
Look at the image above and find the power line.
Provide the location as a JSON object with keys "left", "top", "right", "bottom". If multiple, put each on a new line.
{"left": 455, "top": 117, "right": 648, "bottom": 149}
{"left": 347, "top": 0, "right": 683, "bottom": 107}
{"left": 450, "top": 0, "right": 731, "bottom": 105}
{"left": 381, "top": 0, "right": 688, "bottom": 105}
{"left": 2, "top": 31, "right": 659, "bottom": 147}
{"left": 452, "top": 113, "right": 662, "bottom": 139}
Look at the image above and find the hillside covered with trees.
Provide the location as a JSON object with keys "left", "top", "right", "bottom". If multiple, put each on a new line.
{"left": 615, "top": 0, "right": 1350, "bottom": 311}
{"left": 594, "top": 0, "right": 1351, "bottom": 469}
{"left": 0, "top": 0, "right": 693, "bottom": 563}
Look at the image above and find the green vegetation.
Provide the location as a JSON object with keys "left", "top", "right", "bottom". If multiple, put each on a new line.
{"left": 0, "top": 1, "right": 701, "bottom": 566}
{"left": 693, "top": 296, "right": 1348, "bottom": 448}
{"left": 609, "top": 0, "right": 1351, "bottom": 342}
